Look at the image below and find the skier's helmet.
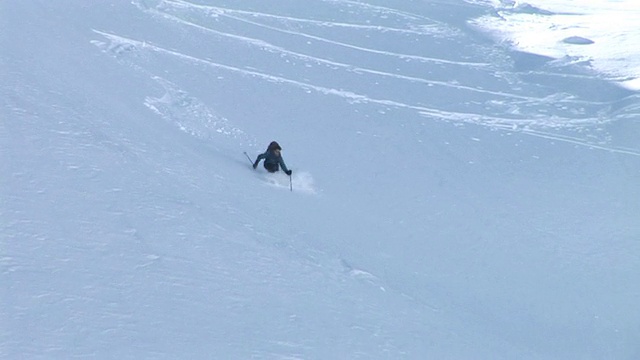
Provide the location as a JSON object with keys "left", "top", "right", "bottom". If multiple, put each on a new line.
{"left": 268, "top": 141, "right": 282, "bottom": 151}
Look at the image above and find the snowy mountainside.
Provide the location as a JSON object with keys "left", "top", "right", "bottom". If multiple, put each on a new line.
{"left": 2, "top": 0, "right": 640, "bottom": 359}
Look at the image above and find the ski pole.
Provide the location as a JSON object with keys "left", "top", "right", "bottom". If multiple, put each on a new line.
{"left": 289, "top": 174, "right": 292, "bottom": 192}
{"left": 243, "top": 152, "right": 253, "bottom": 166}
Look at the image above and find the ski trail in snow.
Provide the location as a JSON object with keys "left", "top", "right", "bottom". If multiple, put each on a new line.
{"left": 91, "top": 33, "right": 255, "bottom": 146}
{"left": 147, "top": 5, "right": 612, "bottom": 109}
{"left": 90, "top": 31, "right": 590, "bottom": 123}
{"left": 514, "top": 129, "right": 640, "bottom": 156}
{"left": 92, "top": 31, "right": 487, "bottom": 119}
{"left": 160, "top": 0, "right": 436, "bottom": 36}
{"left": 139, "top": 4, "right": 552, "bottom": 102}
{"left": 144, "top": 76, "right": 248, "bottom": 140}
{"left": 163, "top": 0, "right": 489, "bottom": 68}
{"left": 340, "top": 259, "right": 386, "bottom": 292}
{"left": 92, "top": 30, "right": 640, "bottom": 156}
{"left": 319, "top": 0, "right": 442, "bottom": 23}
{"left": 165, "top": 0, "right": 452, "bottom": 37}
{"left": 130, "top": 1, "right": 636, "bottom": 155}
{"left": 339, "top": 259, "right": 441, "bottom": 311}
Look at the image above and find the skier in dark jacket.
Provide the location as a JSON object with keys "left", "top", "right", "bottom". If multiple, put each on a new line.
{"left": 253, "top": 141, "right": 292, "bottom": 175}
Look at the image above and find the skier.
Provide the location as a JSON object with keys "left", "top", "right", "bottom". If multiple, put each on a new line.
{"left": 253, "top": 141, "right": 292, "bottom": 176}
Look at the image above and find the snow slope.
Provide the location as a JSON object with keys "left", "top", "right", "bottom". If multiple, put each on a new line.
{"left": 468, "top": 0, "right": 640, "bottom": 90}
{"left": 2, "top": 0, "right": 640, "bottom": 358}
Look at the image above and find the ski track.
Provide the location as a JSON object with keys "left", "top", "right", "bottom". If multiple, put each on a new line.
{"left": 169, "top": 0, "right": 448, "bottom": 32}
{"left": 93, "top": 29, "right": 640, "bottom": 157}
{"left": 135, "top": 0, "right": 622, "bottom": 110}
{"left": 90, "top": 34, "right": 256, "bottom": 147}
{"left": 142, "top": 5, "right": 568, "bottom": 103}
{"left": 168, "top": 0, "right": 437, "bottom": 36}
{"left": 89, "top": 30, "right": 590, "bottom": 118}
{"left": 162, "top": 0, "right": 490, "bottom": 68}
{"left": 105, "top": 0, "right": 640, "bottom": 157}
{"left": 143, "top": 75, "right": 250, "bottom": 141}
{"left": 91, "top": 31, "right": 533, "bottom": 118}
{"left": 319, "top": 0, "right": 442, "bottom": 23}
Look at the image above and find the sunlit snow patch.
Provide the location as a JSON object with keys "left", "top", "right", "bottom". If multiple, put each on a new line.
{"left": 468, "top": 0, "right": 640, "bottom": 90}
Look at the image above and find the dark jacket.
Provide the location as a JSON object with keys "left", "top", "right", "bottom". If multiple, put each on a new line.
{"left": 254, "top": 141, "right": 290, "bottom": 173}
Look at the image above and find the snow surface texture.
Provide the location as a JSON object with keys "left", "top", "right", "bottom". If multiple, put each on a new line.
{"left": 2, "top": 0, "right": 640, "bottom": 359}
{"left": 468, "top": 0, "right": 640, "bottom": 90}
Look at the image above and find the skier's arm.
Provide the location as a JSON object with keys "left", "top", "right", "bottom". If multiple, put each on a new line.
{"left": 253, "top": 152, "right": 266, "bottom": 167}
{"left": 279, "top": 157, "right": 290, "bottom": 173}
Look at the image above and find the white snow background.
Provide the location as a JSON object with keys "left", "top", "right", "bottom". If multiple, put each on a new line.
{"left": 469, "top": 0, "right": 640, "bottom": 91}
{"left": 2, "top": 0, "right": 640, "bottom": 359}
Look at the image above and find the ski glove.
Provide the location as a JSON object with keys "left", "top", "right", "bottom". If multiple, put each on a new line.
{"left": 253, "top": 162, "right": 258, "bottom": 169}
{"left": 285, "top": 170, "right": 292, "bottom": 176}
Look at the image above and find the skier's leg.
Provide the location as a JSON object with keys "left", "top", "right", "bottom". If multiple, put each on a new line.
{"left": 264, "top": 163, "right": 279, "bottom": 173}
